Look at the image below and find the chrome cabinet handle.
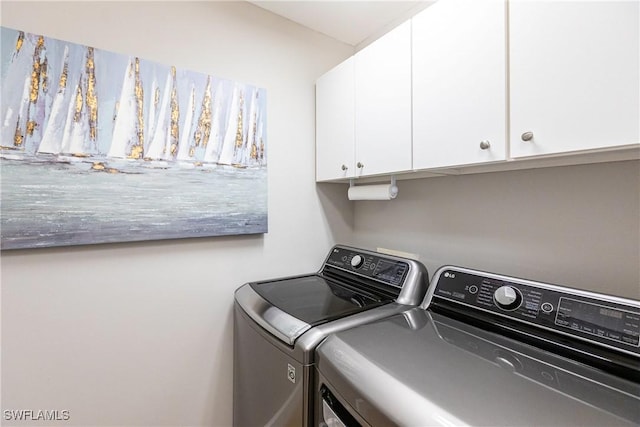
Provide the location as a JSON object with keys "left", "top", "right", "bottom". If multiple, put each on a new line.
{"left": 521, "top": 131, "right": 534, "bottom": 142}
{"left": 341, "top": 164, "right": 348, "bottom": 171}
{"left": 357, "top": 162, "right": 364, "bottom": 169}
{"left": 480, "top": 140, "right": 491, "bottom": 150}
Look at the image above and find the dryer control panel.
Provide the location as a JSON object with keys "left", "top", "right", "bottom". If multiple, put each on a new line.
{"left": 324, "top": 246, "right": 410, "bottom": 288}
{"left": 430, "top": 267, "right": 640, "bottom": 357}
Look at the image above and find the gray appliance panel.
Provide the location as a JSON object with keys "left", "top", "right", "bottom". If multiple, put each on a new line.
{"left": 233, "top": 299, "right": 415, "bottom": 426}
{"left": 316, "top": 308, "right": 640, "bottom": 427}
{"left": 233, "top": 305, "right": 304, "bottom": 427}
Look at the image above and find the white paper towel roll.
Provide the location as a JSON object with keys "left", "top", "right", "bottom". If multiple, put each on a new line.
{"left": 347, "top": 184, "right": 398, "bottom": 200}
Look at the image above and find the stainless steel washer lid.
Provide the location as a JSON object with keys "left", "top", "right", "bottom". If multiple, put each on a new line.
{"left": 235, "top": 284, "right": 311, "bottom": 345}
{"left": 316, "top": 308, "right": 640, "bottom": 427}
{"left": 235, "top": 272, "right": 391, "bottom": 346}
{"left": 234, "top": 245, "right": 430, "bottom": 348}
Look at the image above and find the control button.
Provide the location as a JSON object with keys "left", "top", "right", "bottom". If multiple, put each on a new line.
{"left": 468, "top": 285, "right": 478, "bottom": 294}
{"left": 493, "top": 286, "right": 523, "bottom": 311}
{"left": 541, "top": 302, "right": 554, "bottom": 313}
{"left": 350, "top": 255, "right": 364, "bottom": 269}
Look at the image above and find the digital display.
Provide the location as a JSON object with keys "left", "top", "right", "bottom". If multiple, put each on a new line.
{"left": 555, "top": 298, "right": 640, "bottom": 347}
{"left": 600, "top": 307, "right": 623, "bottom": 319}
{"left": 373, "top": 260, "right": 407, "bottom": 286}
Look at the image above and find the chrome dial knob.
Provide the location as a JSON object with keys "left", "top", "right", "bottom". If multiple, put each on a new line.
{"left": 350, "top": 255, "right": 364, "bottom": 269}
{"left": 493, "top": 285, "right": 522, "bottom": 311}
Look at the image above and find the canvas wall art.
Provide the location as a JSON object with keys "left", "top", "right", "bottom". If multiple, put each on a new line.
{"left": 0, "top": 27, "right": 267, "bottom": 250}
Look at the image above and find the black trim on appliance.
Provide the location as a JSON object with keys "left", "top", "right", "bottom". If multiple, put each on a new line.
{"left": 321, "top": 266, "right": 402, "bottom": 301}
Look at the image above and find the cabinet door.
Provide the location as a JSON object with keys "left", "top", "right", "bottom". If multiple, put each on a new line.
{"left": 355, "top": 21, "right": 412, "bottom": 177}
{"left": 510, "top": 1, "right": 640, "bottom": 158}
{"left": 413, "top": 0, "right": 507, "bottom": 169}
{"left": 316, "top": 57, "right": 355, "bottom": 181}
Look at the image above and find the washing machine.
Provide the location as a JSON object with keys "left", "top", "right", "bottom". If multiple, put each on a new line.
{"left": 233, "top": 245, "right": 429, "bottom": 427}
{"left": 315, "top": 266, "right": 640, "bottom": 426}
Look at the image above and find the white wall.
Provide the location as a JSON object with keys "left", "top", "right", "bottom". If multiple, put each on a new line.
{"left": 352, "top": 160, "right": 640, "bottom": 299}
{"left": 0, "top": 2, "right": 353, "bottom": 426}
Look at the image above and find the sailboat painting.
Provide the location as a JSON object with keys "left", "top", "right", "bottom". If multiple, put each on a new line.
{"left": 0, "top": 27, "right": 267, "bottom": 250}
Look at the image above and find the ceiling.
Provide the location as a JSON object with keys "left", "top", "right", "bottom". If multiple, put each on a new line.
{"left": 248, "top": 1, "right": 430, "bottom": 47}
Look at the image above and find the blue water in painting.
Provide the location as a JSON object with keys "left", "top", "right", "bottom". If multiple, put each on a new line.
{"left": 0, "top": 157, "right": 267, "bottom": 250}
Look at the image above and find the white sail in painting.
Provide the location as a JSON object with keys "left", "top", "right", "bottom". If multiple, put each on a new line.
{"left": 59, "top": 71, "right": 78, "bottom": 155}
{"left": 163, "top": 67, "right": 180, "bottom": 161}
{"left": 145, "top": 71, "right": 172, "bottom": 160}
{"left": 24, "top": 36, "right": 49, "bottom": 154}
{"left": 146, "top": 77, "right": 159, "bottom": 149}
{"left": 146, "top": 66, "right": 179, "bottom": 161}
{"left": 218, "top": 83, "right": 242, "bottom": 166}
{"left": 1, "top": 32, "right": 34, "bottom": 149}
{"left": 109, "top": 57, "right": 141, "bottom": 159}
{"left": 256, "top": 105, "right": 266, "bottom": 165}
{"left": 59, "top": 47, "right": 99, "bottom": 156}
{"left": 192, "top": 76, "right": 213, "bottom": 163}
{"left": 64, "top": 76, "right": 90, "bottom": 155}
{"left": 176, "top": 84, "right": 196, "bottom": 161}
{"left": 202, "top": 81, "right": 225, "bottom": 163}
{"left": 2, "top": 74, "right": 33, "bottom": 151}
{"left": 38, "top": 46, "right": 70, "bottom": 154}
{"left": 242, "top": 87, "right": 259, "bottom": 167}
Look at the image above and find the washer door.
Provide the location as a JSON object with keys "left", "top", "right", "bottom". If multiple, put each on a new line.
{"left": 322, "top": 399, "right": 347, "bottom": 427}
{"left": 252, "top": 275, "right": 385, "bottom": 324}
{"left": 319, "top": 384, "right": 365, "bottom": 427}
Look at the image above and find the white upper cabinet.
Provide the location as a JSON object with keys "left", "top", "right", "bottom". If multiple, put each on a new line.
{"left": 510, "top": 1, "right": 640, "bottom": 158}
{"left": 316, "top": 57, "right": 355, "bottom": 181}
{"left": 316, "top": 0, "right": 639, "bottom": 183}
{"left": 412, "top": 0, "right": 507, "bottom": 169}
{"left": 355, "top": 20, "right": 412, "bottom": 177}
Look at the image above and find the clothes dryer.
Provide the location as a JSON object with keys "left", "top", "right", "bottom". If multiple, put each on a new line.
{"left": 316, "top": 266, "right": 640, "bottom": 426}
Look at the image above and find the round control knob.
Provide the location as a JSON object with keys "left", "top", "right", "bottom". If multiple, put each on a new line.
{"left": 541, "top": 302, "right": 554, "bottom": 313}
{"left": 350, "top": 255, "right": 364, "bottom": 269}
{"left": 493, "top": 286, "right": 522, "bottom": 311}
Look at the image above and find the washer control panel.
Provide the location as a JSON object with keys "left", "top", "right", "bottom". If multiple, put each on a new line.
{"left": 432, "top": 268, "right": 640, "bottom": 355}
{"left": 324, "top": 246, "right": 409, "bottom": 288}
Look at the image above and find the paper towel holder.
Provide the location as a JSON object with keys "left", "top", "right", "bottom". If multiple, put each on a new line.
{"left": 348, "top": 176, "right": 399, "bottom": 200}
